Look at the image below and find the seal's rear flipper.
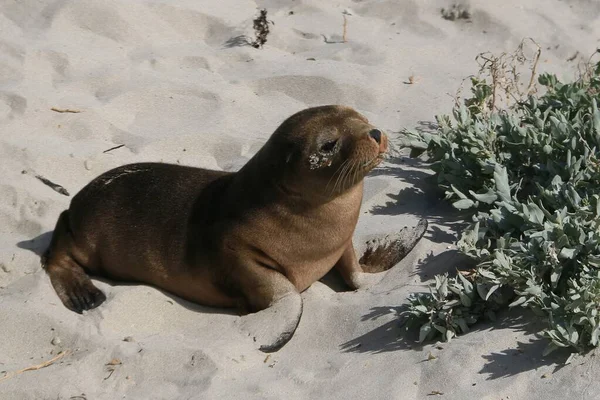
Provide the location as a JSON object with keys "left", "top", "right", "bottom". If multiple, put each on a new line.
{"left": 42, "top": 210, "right": 106, "bottom": 313}
{"left": 46, "top": 263, "right": 106, "bottom": 313}
{"left": 359, "top": 218, "right": 428, "bottom": 273}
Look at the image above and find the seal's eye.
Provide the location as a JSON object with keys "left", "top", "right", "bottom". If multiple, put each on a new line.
{"left": 320, "top": 139, "right": 338, "bottom": 153}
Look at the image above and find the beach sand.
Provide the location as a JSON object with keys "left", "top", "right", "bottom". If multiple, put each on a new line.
{"left": 1, "top": 0, "right": 600, "bottom": 399}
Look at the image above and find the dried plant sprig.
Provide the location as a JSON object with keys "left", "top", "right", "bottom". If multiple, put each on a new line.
{"left": 250, "top": 9, "right": 270, "bottom": 49}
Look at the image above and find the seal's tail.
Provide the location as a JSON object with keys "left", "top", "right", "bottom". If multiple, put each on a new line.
{"left": 42, "top": 211, "right": 106, "bottom": 313}
{"left": 359, "top": 218, "right": 428, "bottom": 273}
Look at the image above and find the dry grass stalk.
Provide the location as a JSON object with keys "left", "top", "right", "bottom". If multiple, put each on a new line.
{"left": 0, "top": 350, "right": 70, "bottom": 383}
{"left": 451, "top": 38, "right": 542, "bottom": 112}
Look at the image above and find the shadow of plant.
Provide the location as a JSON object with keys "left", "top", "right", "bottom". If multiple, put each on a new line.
{"left": 223, "top": 35, "right": 251, "bottom": 48}
{"left": 412, "top": 249, "right": 476, "bottom": 282}
{"left": 339, "top": 305, "right": 423, "bottom": 353}
{"left": 341, "top": 303, "right": 575, "bottom": 378}
{"left": 479, "top": 339, "right": 574, "bottom": 379}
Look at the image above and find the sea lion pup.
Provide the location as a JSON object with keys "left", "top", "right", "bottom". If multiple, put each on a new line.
{"left": 42, "top": 105, "right": 427, "bottom": 352}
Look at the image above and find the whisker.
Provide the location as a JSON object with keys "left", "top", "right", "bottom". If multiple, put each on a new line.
{"left": 334, "top": 159, "right": 353, "bottom": 194}
{"left": 326, "top": 159, "right": 350, "bottom": 195}
{"left": 343, "top": 159, "right": 360, "bottom": 192}
{"left": 351, "top": 158, "right": 364, "bottom": 188}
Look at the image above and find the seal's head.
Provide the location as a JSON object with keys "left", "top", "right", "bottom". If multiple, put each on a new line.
{"left": 268, "top": 105, "right": 388, "bottom": 196}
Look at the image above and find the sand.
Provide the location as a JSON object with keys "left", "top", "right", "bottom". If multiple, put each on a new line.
{"left": 1, "top": 0, "right": 600, "bottom": 399}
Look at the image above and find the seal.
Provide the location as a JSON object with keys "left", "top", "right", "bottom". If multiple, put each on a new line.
{"left": 42, "top": 105, "right": 427, "bottom": 352}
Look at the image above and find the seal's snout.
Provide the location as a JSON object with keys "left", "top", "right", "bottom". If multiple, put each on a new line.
{"left": 369, "top": 129, "right": 382, "bottom": 144}
{"left": 368, "top": 128, "right": 388, "bottom": 154}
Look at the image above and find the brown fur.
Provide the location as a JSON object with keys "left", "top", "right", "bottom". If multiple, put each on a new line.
{"left": 42, "top": 105, "right": 425, "bottom": 352}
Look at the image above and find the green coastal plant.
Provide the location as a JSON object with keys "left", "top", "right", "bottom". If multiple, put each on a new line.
{"left": 402, "top": 42, "right": 600, "bottom": 356}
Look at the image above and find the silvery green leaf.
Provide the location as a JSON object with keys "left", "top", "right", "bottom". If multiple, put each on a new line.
{"left": 476, "top": 283, "right": 487, "bottom": 300}
{"left": 469, "top": 189, "right": 497, "bottom": 204}
{"left": 556, "top": 234, "right": 570, "bottom": 248}
{"left": 591, "top": 325, "right": 600, "bottom": 346}
{"left": 559, "top": 247, "right": 577, "bottom": 259}
{"left": 555, "top": 324, "right": 568, "bottom": 338}
{"left": 414, "top": 305, "right": 429, "bottom": 314}
{"left": 450, "top": 184, "right": 469, "bottom": 200}
{"left": 525, "top": 285, "right": 543, "bottom": 296}
{"left": 494, "top": 165, "right": 511, "bottom": 202}
{"left": 459, "top": 292, "right": 472, "bottom": 307}
{"left": 569, "top": 328, "right": 579, "bottom": 344}
{"left": 509, "top": 296, "right": 527, "bottom": 307}
{"left": 478, "top": 269, "right": 497, "bottom": 280}
{"left": 443, "top": 299, "right": 461, "bottom": 308}
{"left": 587, "top": 255, "right": 600, "bottom": 268}
{"left": 592, "top": 98, "right": 600, "bottom": 135}
{"left": 565, "top": 352, "right": 577, "bottom": 365}
{"left": 433, "top": 323, "right": 447, "bottom": 334}
{"left": 457, "top": 272, "right": 473, "bottom": 294}
{"left": 419, "top": 323, "right": 432, "bottom": 343}
{"left": 527, "top": 203, "right": 545, "bottom": 225}
{"left": 485, "top": 284, "right": 500, "bottom": 300}
{"left": 452, "top": 199, "right": 476, "bottom": 210}
{"left": 435, "top": 275, "right": 449, "bottom": 298}
{"left": 456, "top": 318, "right": 469, "bottom": 333}
{"left": 459, "top": 105, "right": 468, "bottom": 124}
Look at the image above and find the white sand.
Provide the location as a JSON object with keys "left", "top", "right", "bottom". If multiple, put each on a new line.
{"left": 1, "top": 0, "right": 600, "bottom": 399}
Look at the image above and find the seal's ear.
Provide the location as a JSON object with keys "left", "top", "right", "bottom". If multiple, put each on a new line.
{"left": 284, "top": 142, "right": 298, "bottom": 164}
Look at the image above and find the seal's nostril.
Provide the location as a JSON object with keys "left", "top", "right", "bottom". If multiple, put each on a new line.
{"left": 369, "top": 129, "right": 382, "bottom": 144}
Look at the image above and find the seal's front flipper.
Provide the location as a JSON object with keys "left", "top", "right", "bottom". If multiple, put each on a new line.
{"left": 234, "top": 264, "right": 303, "bottom": 352}
{"left": 359, "top": 218, "right": 428, "bottom": 273}
{"left": 239, "top": 292, "right": 303, "bottom": 353}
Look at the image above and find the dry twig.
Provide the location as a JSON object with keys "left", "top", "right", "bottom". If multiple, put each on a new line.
{"left": 0, "top": 351, "right": 70, "bottom": 383}
{"left": 34, "top": 174, "right": 70, "bottom": 196}
{"left": 103, "top": 144, "right": 125, "bottom": 153}
{"left": 51, "top": 107, "right": 81, "bottom": 114}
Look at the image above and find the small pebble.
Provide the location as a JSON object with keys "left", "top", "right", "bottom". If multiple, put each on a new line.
{"left": 123, "top": 336, "right": 134, "bottom": 342}
{"left": 84, "top": 160, "right": 92, "bottom": 171}
{"left": 51, "top": 337, "right": 61, "bottom": 346}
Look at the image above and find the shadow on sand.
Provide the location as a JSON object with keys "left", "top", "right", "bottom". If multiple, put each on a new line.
{"left": 340, "top": 305, "right": 575, "bottom": 379}
{"left": 369, "top": 153, "right": 472, "bottom": 246}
